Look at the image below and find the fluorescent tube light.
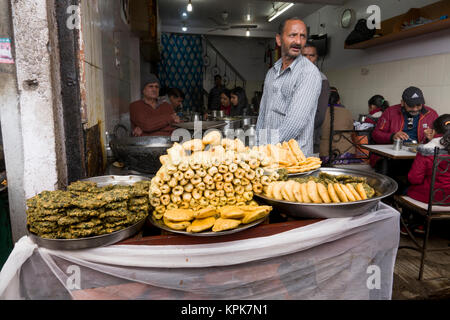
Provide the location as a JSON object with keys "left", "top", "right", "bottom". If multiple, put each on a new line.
{"left": 268, "top": 3, "right": 294, "bottom": 22}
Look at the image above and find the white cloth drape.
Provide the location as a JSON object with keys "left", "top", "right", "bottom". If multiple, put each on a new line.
{"left": 0, "top": 202, "right": 400, "bottom": 300}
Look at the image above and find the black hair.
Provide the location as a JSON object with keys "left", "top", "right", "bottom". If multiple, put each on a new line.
{"left": 368, "top": 95, "right": 389, "bottom": 111}
{"left": 303, "top": 42, "right": 317, "bottom": 50}
{"left": 278, "top": 16, "right": 304, "bottom": 35}
{"left": 221, "top": 88, "right": 231, "bottom": 99}
{"left": 167, "top": 87, "right": 185, "bottom": 99}
{"left": 330, "top": 86, "right": 338, "bottom": 92}
{"left": 434, "top": 114, "right": 450, "bottom": 152}
{"left": 230, "top": 86, "right": 248, "bottom": 109}
{"left": 328, "top": 91, "right": 340, "bottom": 106}
{"left": 214, "top": 75, "right": 222, "bottom": 81}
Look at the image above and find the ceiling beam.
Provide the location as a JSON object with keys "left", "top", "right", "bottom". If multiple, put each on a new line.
{"left": 253, "top": 0, "right": 345, "bottom": 5}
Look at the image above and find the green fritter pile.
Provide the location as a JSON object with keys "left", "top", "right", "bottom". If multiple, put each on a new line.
{"left": 26, "top": 180, "right": 151, "bottom": 239}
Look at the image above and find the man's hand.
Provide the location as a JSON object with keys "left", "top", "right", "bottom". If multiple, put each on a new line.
{"left": 132, "top": 126, "right": 143, "bottom": 137}
{"left": 393, "top": 131, "right": 409, "bottom": 141}
{"left": 171, "top": 113, "right": 181, "bottom": 123}
{"left": 424, "top": 128, "right": 435, "bottom": 141}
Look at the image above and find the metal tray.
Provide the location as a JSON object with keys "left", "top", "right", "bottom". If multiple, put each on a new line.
{"left": 287, "top": 168, "right": 319, "bottom": 177}
{"left": 173, "top": 121, "right": 227, "bottom": 131}
{"left": 254, "top": 167, "right": 397, "bottom": 219}
{"left": 81, "top": 175, "right": 150, "bottom": 186}
{"left": 28, "top": 218, "right": 146, "bottom": 250}
{"left": 27, "top": 175, "right": 151, "bottom": 250}
{"left": 148, "top": 215, "right": 266, "bottom": 237}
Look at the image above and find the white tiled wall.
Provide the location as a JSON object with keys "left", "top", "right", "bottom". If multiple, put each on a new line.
{"left": 325, "top": 53, "right": 450, "bottom": 118}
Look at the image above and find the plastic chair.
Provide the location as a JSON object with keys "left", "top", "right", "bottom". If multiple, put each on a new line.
{"left": 394, "top": 147, "right": 450, "bottom": 280}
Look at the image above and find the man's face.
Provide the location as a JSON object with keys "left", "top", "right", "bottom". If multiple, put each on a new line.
{"left": 302, "top": 46, "right": 318, "bottom": 64}
{"left": 170, "top": 96, "right": 183, "bottom": 109}
{"left": 143, "top": 82, "right": 160, "bottom": 100}
{"left": 402, "top": 100, "right": 422, "bottom": 116}
{"left": 276, "top": 20, "right": 307, "bottom": 60}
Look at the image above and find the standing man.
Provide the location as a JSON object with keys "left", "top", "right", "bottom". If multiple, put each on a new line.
{"left": 256, "top": 17, "right": 322, "bottom": 156}
{"left": 208, "top": 75, "right": 224, "bottom": 111}
{"left": 130, "top": 74, "right": 180, "bottom": 136}
{"left": 302, "top": 43, "right": 330, "bottom": 154}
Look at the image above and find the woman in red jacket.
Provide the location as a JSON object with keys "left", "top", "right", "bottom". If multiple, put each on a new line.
{"left": 402, "top": 114, "right": 450, "bottom": 234}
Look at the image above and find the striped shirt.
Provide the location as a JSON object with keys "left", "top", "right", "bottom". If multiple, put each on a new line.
{"left": 256, "top": 55, "right": 322, "bottom": 156}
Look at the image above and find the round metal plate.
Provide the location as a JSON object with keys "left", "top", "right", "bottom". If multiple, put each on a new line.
{"left": 287, "top": 168, "right": 319, "bottom": 177}
{"left": 28, "top": 218, "right": 146, "bottom": 250}
{"left": 254, "top": 167, "right": 398, "bottom": 219}
{"left": 148, "top": 215, "right": 266, "bottom": 237}
{"left": 81, "top": 175, "right": 150, "bottom": 186}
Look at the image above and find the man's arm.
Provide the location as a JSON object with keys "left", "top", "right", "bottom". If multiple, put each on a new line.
{"left": 130, "top": 103, "right": 173, "bottom": 133}
{"left": 314, "top": 79, "right": 330, "bottom": 130}
{"left": 278, "top": 69, "right": 322, "bottom": 146}
{"left": 371, "top": 111, "right": 394, "bottom": 144}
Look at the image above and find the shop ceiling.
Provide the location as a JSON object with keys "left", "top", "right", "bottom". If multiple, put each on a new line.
{"left": 158, "top": 0, "right": 345, "bottom": 37}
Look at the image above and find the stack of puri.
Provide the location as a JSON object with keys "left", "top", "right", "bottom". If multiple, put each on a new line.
{"left": 161, "top": 205, "right": 272, "bottom": 233}
{"left": 261, "top": 173, "right": 376, "bottom": 204}
{"left": 26, "top": 180, "right": 151, "bottom": 239}
{"left": 150, "top": 131, "right": 281, "bottom": 220}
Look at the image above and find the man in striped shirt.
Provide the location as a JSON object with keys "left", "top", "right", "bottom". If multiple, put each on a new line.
{"left": 256, "top": 17, "right": 322, "bottom": 157}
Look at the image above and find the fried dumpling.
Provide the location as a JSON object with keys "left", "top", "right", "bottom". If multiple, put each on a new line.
{"left": 212, "top": 218, "right": 241, "bottom": 232}
{"left": 163, "top": 208, "right": 195, "bottom": 222}
{"left": 186, "top": 217, "right": 216, "bottom": 233}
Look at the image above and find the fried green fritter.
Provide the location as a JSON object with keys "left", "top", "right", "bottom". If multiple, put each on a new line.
{"left": 57, "top": 215, "right": 89, "bottom": 226}
{"left": 70, "top": 218, "right": 103, "bottom": 229}
{"left": 128, "top": 204, "right": 149, "bottom": 213}
{"left": 128, "top": 197, "right": 148, "bottom": 206}
{"left": 70, "top": 195, "right": 106, "bottom": 209}
{"left": 67, "top": 180, "right": 98, "bottom": 192}
{"left": 99, "top": 208, "right": 129, "bottom": 218}
{"left": 68, "top": 226, "right": 104, "bottom": 237}
{"left": 104, "top": 201, "right": 128, "bottom": 210}
{"left": 95, "top": 189, "right": 130, "bottom": 203}
{"left": 36, "top": 190, "right": 73, "bottom": 209}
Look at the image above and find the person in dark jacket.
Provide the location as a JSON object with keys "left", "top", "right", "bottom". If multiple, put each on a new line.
{"left": 208, "top": 75, "right": 224, "bottom": 111}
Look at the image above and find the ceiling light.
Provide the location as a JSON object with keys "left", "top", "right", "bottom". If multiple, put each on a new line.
{"left": 246, "top": 29, "right": 250, "bottom": 37}
{"left": 187, "top": 0, "right": 193, "bottom": 12}
{"left": 268, "top": 3, "right": 294, "bottom": 22}
{"left": 182, "top": 12, "right": 187, "bottom": 17}
{"left": 182, "top": 26, "right": 187, "bottom": 32}
{"left": 246, "top": 14, "right": 251, "bottom": 21}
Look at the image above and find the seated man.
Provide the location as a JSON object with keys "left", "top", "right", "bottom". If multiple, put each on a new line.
{"left": 130, "top": 74, "right": 180, "bottom": 136}
{"left": 372, "top": 86, "right": 438, "bottom": 144}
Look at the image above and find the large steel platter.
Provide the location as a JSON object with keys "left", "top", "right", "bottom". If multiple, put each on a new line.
{"left": 254, "top": 167, "right": 398, "bottom": 219}
{"left": 27, "top": 176, "right": 150, "bottom": 250}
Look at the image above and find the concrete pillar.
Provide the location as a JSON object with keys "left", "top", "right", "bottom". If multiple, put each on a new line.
{"left": 1, "top": 0, "right": 68, "bottom": 241}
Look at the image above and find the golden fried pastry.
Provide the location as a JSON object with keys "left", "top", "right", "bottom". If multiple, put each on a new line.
{"left": 288, "top": 139, "right": 306, "bottom": 162}
{"left": 356, "top": 183, "right": 368, "bottom": 200}
{"left": 327, "top": 183, "right": 340, "bottom": 203}
{"left": 281, "top": 180, "right": 296, "bottom": 202}
{"left": 339, "top": 184, "right": 356, "bottom": 202}
{"left": 163, "top": 217, "right": 191, "bottom": 230}
{"left": 163, "top": 208, "right": 195, "bottom": 222}
{"left": 218, "top": 206, "right": 246, "bottom": 219}
{"left": 212, "top": 218, "right": 241, "bottom": 232}
{"left": 293, "top": 182, "right": 303, "bottom": 202}
{"left": 307, "top": 181, "right": 322, "bottom": 203}
{"left": 195, "top": 206, "right": 218, "bottom": 219}
{"left": 317, "top": 183, "right": 331, "bottom": 203}
{"left": 186, "top": 217, "right": 216, "bottom": 233}
{"left": 300, "top": 183, "right": 312, "bottom": 203}
{"left": 241, "top": 207, "right": 270, "bottom": 224}
{"left": 272, "top": 182, "right": 283, "bottom": 200}
{"left": 346, "top": 184, "right": 362, "bottom": 201}
{"left": 333, "top": 183, "right": 348, "bottom": 202}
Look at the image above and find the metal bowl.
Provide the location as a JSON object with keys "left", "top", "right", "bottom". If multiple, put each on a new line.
{"left": 254, "top": 167, "right": 398, "bottom": 219}
{"left": 109, "top": 136, "right": 174, "bottom": 174}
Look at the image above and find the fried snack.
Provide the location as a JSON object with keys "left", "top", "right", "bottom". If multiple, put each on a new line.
{"left": 272, "top": 182, "right": 283, "bottom": 200}
{"left": 182, "top": 139, "right": 204, "bottom": 152}
{"left": 163, "top": 208, "right": 195, "bottom": 222}
{"left": 339, "top": 183, "right": 356, "bottom": 202}
{"left": 195, "top": 207, "right": 218, "bottom": 219}
{"left": 317, "top": 182, "right": 331, "bottom": 203}
{"left": 288, "top": 139, "right": 306, "bottom": 162}
{"left": 346, "top": 183, "right": 362, "bottom": 201}
{"left": 333, "top": 183, "right": 349, "bottom": 202}
{"left": 293, "top": 182, "right": 303, "bottom": 202}
{"left": 212, "top": 218, "right": 241, "bottom": 232}
{"left": 241, "top": 207, "right": 270, "bottom": 224}
{"left": 327, "top": 183, "right": 340, "bottom": 203}
{"left": 300, "top": 183, "right": 312, "bottom": 203}
{"left": 163, "top": 217, "right": 191, "bottom": 230}
{"left": 356, "top": 183, "right": 368, "bottom": 200}
{"left": 202, "top": 130, "right": 222, "bottom": 146}
{"left": 186, "top": 216, "right": 216, "bottom": 233}
{"left": 307, "top": 181, "right": 322, "bottom": 203}
{"left": 218, "top": 206, "right": 246, "bottom": 219}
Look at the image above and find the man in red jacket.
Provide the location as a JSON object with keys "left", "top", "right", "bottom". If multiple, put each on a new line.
{"left": 372, "top": 86, "right": 438, "bottom": 144}
{"left": 370, "top": 87, "right": 438, "bottom": 170}
{"left": 130, "top": 74, "right": 181, "bottom": 136}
